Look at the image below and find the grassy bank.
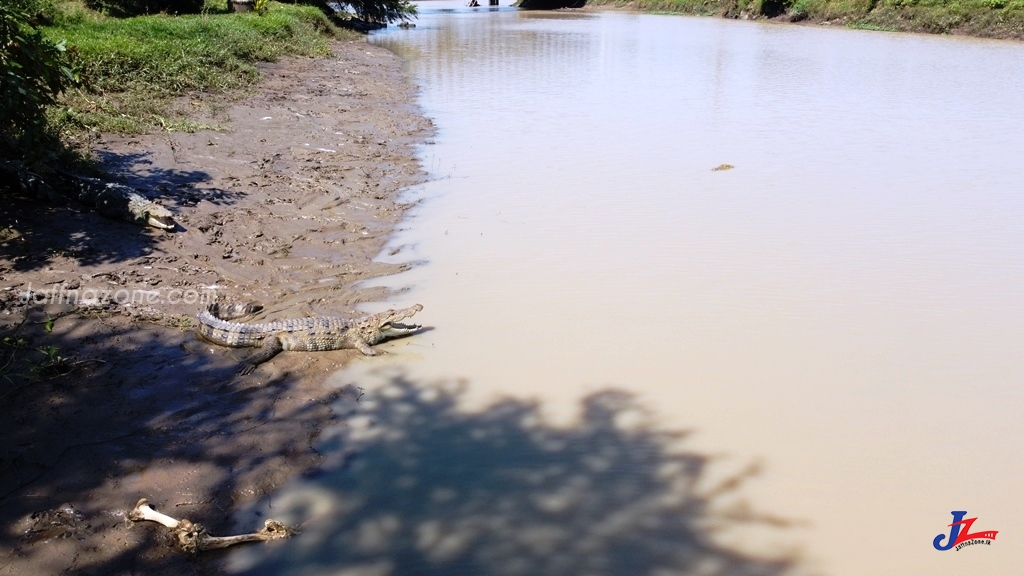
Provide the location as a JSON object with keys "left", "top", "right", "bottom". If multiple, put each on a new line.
{"left": 43, "top": 1, "right": 354, "bottom": 139}
{"left": 589, "top": 0, "right": 1024, "bottom": 40}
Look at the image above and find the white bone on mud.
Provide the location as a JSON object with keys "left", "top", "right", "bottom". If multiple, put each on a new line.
{"left": 128, "top": 498, "right": 295, "bottom": 553}
{"left": 129, "top": 498, "right": 180, "bottom": 528}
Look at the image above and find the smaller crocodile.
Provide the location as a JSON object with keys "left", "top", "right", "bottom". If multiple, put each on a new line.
{"left": 0, "top": 161, "right": 176, "bottom": 230}
{"left": 197, "top": 302, "right": 424, "bottom": 374}
{"left": 58, "top": 172, "right": 177, "bottom": 230}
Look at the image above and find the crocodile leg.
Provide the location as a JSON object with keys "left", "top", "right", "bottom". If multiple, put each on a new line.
{"left": 354, "top": 338, "right": 383, "bottom": 356}
{"left": 238, "top": 335, "right": 283, "bottom": 375}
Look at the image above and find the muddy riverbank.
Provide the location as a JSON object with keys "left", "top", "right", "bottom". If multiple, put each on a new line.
{"left": 0, "top": 38, "right": 430, "bottom": 575}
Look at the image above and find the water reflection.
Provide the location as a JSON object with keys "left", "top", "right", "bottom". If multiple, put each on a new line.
{"left": 228, "top": 377, "right": 798, "bottom": 575}
{"left": 380, "top": 10, "right": 597, "bottom": 110}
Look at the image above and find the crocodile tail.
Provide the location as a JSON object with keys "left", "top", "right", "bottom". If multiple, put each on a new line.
{"left": 206, "top": 302, "right": 264, "bottom": 321}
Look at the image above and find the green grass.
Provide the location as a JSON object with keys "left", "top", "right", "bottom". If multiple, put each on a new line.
{"left": 42, "top": 1, "right": 353, "bottom": 136}
{"left": 589, "top": 0, "right": 1024, "bottom": 38}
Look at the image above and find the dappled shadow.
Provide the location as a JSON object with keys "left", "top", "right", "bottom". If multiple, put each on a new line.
{"left": 0, "top": 150, "right": 241, "bottom": 272}
{"left": 0, "top": 191, "right": 158, "bottom": 272}
{"left": 228, "top": 376, "right": 801, "bottom": 576}
{"left": 0, "top": 304, "right": 339, "bottom": 575}
{"left": 96, "top": 150, "right": 241, "bottom": 208}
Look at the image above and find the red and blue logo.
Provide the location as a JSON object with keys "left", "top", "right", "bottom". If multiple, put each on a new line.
{"left": 933, "top": 511, "right": 998, "bottom": 551}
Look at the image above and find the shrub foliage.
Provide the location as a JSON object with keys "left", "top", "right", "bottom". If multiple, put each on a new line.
{"left": 337, "top": 0, "right": 417, "bottom": 22}
{"left": 0, "top": 2, "right": 77, "bottom": 158}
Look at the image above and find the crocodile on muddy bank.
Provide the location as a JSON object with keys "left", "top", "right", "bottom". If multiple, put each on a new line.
{"left": 0, "top": 160, "right": 176, "bottom": 230}
{"left": 197, "top": 303, "right": 425, "bottom": 374}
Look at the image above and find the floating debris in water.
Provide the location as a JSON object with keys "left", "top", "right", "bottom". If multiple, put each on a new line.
{"left": 712, "top": 164, "right": 734, "bottom": 171}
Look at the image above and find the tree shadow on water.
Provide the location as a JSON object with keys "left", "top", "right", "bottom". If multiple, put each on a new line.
{"left": 228, "top": 376, "right": 802, "bottom": 576}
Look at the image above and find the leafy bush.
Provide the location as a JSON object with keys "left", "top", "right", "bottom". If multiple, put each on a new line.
{"left": 293, "top": 0, "right": 416, "bottom": 24}
{"left": 0, "top": 2, "right": 76, "bottom": 158}
{"left": 340, "top": 0, "right": 417, "bottom": 22}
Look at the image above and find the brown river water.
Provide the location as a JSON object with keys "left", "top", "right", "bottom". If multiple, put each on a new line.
{"left": 226, "top": 3, "right": 1024, "bottom": 574}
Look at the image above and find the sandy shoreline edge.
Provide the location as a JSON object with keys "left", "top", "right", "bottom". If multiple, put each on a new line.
{"left": 0, "top": 38, "right": 431, "bottom": 574}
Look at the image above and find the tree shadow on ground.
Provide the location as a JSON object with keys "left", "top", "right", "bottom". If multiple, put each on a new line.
{"left": 0, "top": 306, "right": 338, "bottom": 575}
{"left": 0, "top": 150, "right": 240, "bottom": 272}
{"left": 96, "top": 150, "right": 240, "bottom": 208}
{"left": 0, "top": 192, "right": 154, "bottom": 272}
{"left": 228, "top": 375, "right": 803, "bottom": 576}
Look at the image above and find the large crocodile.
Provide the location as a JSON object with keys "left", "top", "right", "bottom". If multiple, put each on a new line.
{"left": 197, "top": 302, "right": 424, "bottom": 374}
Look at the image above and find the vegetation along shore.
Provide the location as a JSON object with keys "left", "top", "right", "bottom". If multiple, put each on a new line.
{"left": 588, "top": 0, "right": 1024, "bottom": 40}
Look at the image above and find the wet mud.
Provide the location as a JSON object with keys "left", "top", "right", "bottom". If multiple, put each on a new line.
{"left": 0, "top": 38, "right": 430, "bottom": 575}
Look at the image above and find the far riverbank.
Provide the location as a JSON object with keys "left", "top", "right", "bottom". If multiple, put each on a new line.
{"left": 587, "top": 0, "right": 1024, "bottom": 40}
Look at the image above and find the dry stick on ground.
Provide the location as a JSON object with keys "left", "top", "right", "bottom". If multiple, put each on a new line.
{"left": 129, "top": 498, "right": 296, "bottom": 554}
